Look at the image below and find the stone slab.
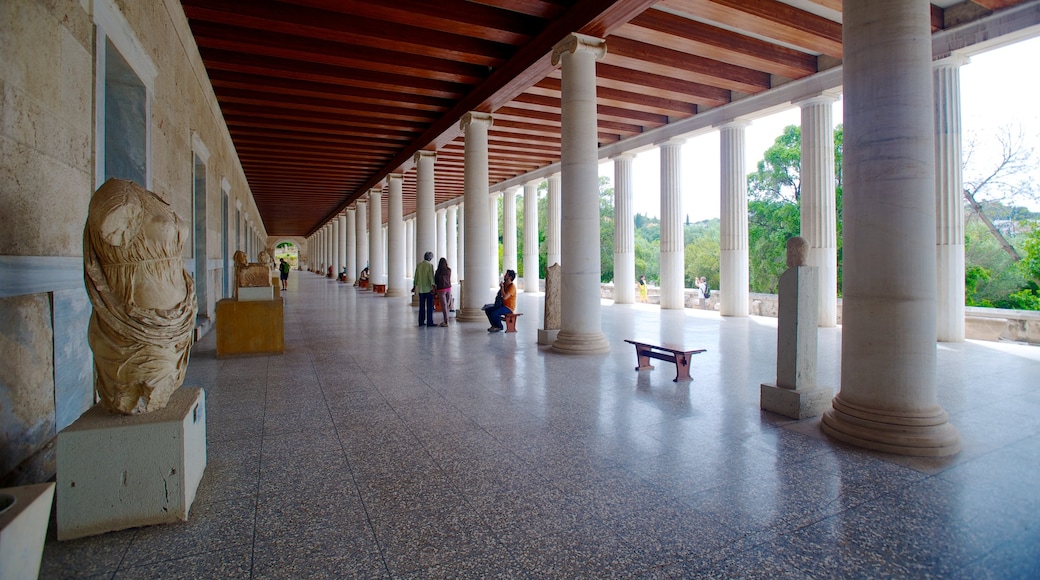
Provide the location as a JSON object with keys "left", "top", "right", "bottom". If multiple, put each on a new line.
{"left": 537, "top": 328, "right": 560, "bottom": 345}
{"left": 0, "top": 482, "right": 54, "bottom": 580}
{"left": 56, "top": 388, "right": 207, "bottom": 540}
{"left": 760, "top": 382, "right": 831, "bottom": 420}
{"left": 237, "top": 286, "right": 274, "bottom": 301}
{"left": 215, "top": 298, "right": 284, "bottom": 357}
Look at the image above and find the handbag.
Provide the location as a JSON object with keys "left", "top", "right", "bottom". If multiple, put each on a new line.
{"left": 482, "top": 294, "right": 504, "bottom": 311}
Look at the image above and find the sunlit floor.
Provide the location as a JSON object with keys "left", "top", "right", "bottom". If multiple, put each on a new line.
{"left": 42, "top": 272, "right": 1040, "bottom": 578}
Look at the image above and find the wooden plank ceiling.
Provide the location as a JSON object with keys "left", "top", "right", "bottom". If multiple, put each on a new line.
{"left": 180, "top": 0, "right": 1024, "bottom": 237}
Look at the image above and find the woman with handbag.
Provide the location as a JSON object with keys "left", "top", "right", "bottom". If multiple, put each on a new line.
{"left": 434, "top": 258, "right": 452, "bottom": 327}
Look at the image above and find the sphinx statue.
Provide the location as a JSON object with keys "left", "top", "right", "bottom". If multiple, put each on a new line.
{"left": 84, "top": 179, "right": 198, "bottom": 414}
{"left": 233, "top": 250, "right": 273, "bottom": 298}
{"left": 257, "top": 247, "right": 275, "bottom": 269}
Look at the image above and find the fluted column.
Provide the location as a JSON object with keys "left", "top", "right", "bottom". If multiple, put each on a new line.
{"left": 935, "top": 55, "right": 969, "bottom": 342}
{"left": 447, "top": 204, "right": 459, "bottom": 284}
{"left": 330, "top": 218, "right": 340, "bottom": 279}
{"left": 436, "top": 207, "right": 447, "bottom": 264}
{"left": 719, "top": 121, "right": 750, "bottom": 316}
{"left": 613, "top": 155, "right": 635, "bottom": 304}
{"left": 522, "top": 181, "right": 540, "bottom": 293}
{"left": 660, "top": 139, "right": 686, "bottom": 309}
{"left": 337, "top": 213, "right": 347, "bottom": 277}
{"left": 489, "top": 192, "right": 500, "bottom": 287}
{"left": 503, "top": 187, "right": 519, "bottom": 275}
{"left": 458, "top": 112, "right": 494, "bottom": 322}
{"left": 551, "top": 33, "right": 610, "bottom": 354}
{"left": 386, "top": 174, "right": 406, "bottom": 297}
{"left": 415, "top": 151, "right": 437, "bottom": 266}
{"left": 356, "top": 199, "right": 369, "bottom": 279}
{"left": 547, "top": 173, "right": 561, "bottom": 268}
{"left": 406, "top": 218, "right": 414, "bottom": 276}
{"left": 369, "top": 188, "right": 385, "bottom": 287}
{"left": 822, "top": 0, "right": 960, "bottom": 457}
{"left": 457, "top": 203, "right": 465, "bottom": 284}
{"left": 345, "top": 208, "right": 357, "bottom": 284}
{"left": 799, "top": 94, "right": 839, "bottom": 326}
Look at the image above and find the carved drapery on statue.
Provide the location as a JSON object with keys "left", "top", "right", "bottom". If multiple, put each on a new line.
{"left": 84, "top": 179, "right": 197, "bottom": 415}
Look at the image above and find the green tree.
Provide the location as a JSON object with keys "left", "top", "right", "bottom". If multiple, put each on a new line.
{"left": 599, "top": 176, "right": 614, "bottom": 283}
{"left": 634, "top": 213, "right": 660, "bottom": 283}
{"left": 684, "top": 219, "right": 720, "bottom": 288}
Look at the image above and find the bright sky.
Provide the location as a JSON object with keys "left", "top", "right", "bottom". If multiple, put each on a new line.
{"left": 602, "top": 35, "right": 1040, "bottom": 220}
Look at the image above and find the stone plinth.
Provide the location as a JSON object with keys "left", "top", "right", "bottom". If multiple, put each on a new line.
{"left": 216, "top": 298, "right": 284, "bottom": 357}
{"left": 0, "top": 482, "right": 54, "bottom": 579}
{"left": 238, "top": 286, "right": 274, "bottom": 301}
{"left": 56, "top": 388, "right": 207, "bottom": 540}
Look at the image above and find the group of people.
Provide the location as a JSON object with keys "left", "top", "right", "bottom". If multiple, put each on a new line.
{"left": 637, "top": 274, "right": 712, "bottom": 309}
{"left": 412, "top": 252, "right": 517, "bottom": 331}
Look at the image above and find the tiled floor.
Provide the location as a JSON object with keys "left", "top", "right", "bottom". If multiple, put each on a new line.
{"left": 41, "top": 272, "right": 1040, "bottom": 578}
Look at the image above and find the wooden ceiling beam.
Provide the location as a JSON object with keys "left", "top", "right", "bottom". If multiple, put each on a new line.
{"left": 605, "top": 36, "right": 770, "bottom": 94}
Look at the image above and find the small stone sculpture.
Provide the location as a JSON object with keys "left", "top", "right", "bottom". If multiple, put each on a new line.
{"left": 84, "top": 179, "right": 197, "bottom": 414}
{"left": 257, "top": 248, "right": 275, "bottom": 269}
{"left": 786, "top": 236, "right": 809, "bottom": 268}
{"left": 233, "top": 250, "right": 272, "bottom": 293}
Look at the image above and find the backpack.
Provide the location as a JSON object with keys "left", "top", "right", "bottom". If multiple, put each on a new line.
{"left": 703, "top": 285, "right": 710, "bottom": 298}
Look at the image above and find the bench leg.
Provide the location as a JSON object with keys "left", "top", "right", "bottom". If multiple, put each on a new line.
{"left": 673, "top": 353, "right": 692, "bottom": 382}
{"left": 633, "top": 347, "right": 654, "bottom": 371}
{"left": 503, "top": 317, "right": 518, "bottom": 333}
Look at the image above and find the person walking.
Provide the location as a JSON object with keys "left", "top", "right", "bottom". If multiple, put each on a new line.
{"left": 278, "top": 258, "right": 290, "bottom": 291}
{"left": 638, "top": 275, "right": 648, "bottom": 303}
{"left": 434, "top": 257, "right": 452, "bottom": 327}
{"left": 412, "top": 251, "right": 436, "bottom": 326}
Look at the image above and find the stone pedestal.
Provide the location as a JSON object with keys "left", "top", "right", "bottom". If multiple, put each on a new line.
{"left": 537, "top": 329, "right": 560, "bottom": 345}
{"left": 216, "top": 298, "right": 284, "bottom": 357}
{"left": 238, "top": 286, "right": 274, "bottom": 301}
{"left": 0, "top": 482, "right": 54, "bottom": 579}
{"left": 57, "top": 388, "right": 207, "bottom": 540}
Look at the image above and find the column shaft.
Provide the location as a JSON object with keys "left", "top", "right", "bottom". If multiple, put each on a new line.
{"left": 720, "top": 122, "right": 750, "bottom": 316}
{"left": 415, "top": 151, "right": 437, "bottom": 265}
{"left": 345, "top": 209, "right": 356, "bottom": 283}
{"left": 547, "top": 174, "right": 561, "bottom": 268}
{"left": 523, "top": 182, "right": 540, "bottom": 293}
{"left": 489, "top": 193, "right": 500, "bottom": 287}
{"left": 503, "top": 187, "right": 518, "bottom": 274}
{"left": 800, "top": 95, "right": 839, "bottom": 326}
{"left": 436, "top": 208, "right": 447, "bottom": 265}
{"left": 613, "top": 155, "right": 635, "bottom": 304}
{"left": 935, "top": 56, "right": 968, "bottom": 342}
{"left": 387, "top": 174, "right": 406, "bottom": 296}
{"left": 447, "top": 205, "right": 459, "bottom": 284}
{"left": 369, "top": 189, "right": 385, "bottom": 286}
{"left": 660, "top": 140, "right": 685, "bottom": 309}
{"left": 458, "top": 113, "right": 494, "bottom": 322}
{"left": 330, "top": 219, "right": 339, "bottom": 279}
{"left": 356, "top": 200, "right": 369, "bottom": 276}
{"left": 337, "top": 214, "right": 347, "bottom": 275}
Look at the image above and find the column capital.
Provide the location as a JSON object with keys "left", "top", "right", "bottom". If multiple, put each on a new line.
{"left": 355, "top": 198, "right": 367, "bottom": 206}
{"left": 551, "top": 33, "right": 607, "bottom": 66}
{"left": 716, "top": 119, "right": 751, "bottom": 130}
{"left": 610, "top": 152, "right": 636, "bottom": 162}
{"left": 460, "top": 111, "right": 493, "bottom": 130}
{"left": 413, "top": 150, "right": 437, "bottom": 164}
{"left": 933, "top": 53, "right": 970, "bottom": 69}
{"left": 796, "top": 91, "right": 840, "bottom": 108}
{"left": 656, "top": 137, "right": 686, "bottom": 149}
{"left": 369, "top": 187, "right": 381, "bottom": 197}
{"left": 388, "top": 173, "right": 404, "bottom": 183}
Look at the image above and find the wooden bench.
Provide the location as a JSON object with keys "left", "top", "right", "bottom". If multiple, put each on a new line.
{"left": 624, "top": 339, "right": 706, "bottom": 382}
{"left": 502, "top": 312, "right": 522, "bottom": 333}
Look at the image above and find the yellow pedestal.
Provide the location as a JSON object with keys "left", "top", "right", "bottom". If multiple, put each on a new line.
{"left": 215, "top": 298, "right": 284, "bottom": 357}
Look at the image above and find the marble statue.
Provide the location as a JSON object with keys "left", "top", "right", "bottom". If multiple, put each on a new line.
{"left": 544, "top": 263, "right": 561, "bottom": 330}
{"left": 257, "top": 248, "right": 275, "bottom": 269}
{"left": 84, "top": 179, "right": 197, "bottom": 414}
{"left": 786, "top": 236, "right": 809, "bottom": 268}
{"left": 233, "top": 250, "right": 272, "bottom": 295}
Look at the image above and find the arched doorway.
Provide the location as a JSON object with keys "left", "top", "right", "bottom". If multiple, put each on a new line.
{"left": 275, "top": 241, "right": 299, "bottom": 269}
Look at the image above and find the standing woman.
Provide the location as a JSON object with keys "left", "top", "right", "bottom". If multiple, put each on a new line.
{"left": 434, "top": 257, "right": 452, "bottom": 327}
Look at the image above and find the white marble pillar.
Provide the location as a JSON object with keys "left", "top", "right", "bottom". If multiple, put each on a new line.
{"left": 522, "top": 181, "right": 540, "bottom": 293}
{"left": 659, "top": 139, "right": 686, "bottom": 310}
{"left": 719, "top": 121, "right": 750, "bottom": 317}
{"left": 551, "top": 33, "right": 610, "bottom": 354}
{"left": 415, "top": 151, "right": 437, "bottom": 266}
{"left": 547, "top": 173, "right": 561, "bottom": 268}
{"left": 935, "top": 55, "right": 969, "bottom": 342}
{"left": 406, "top": 218, "right": 414, "bottom": 276}
{"left": 330, "top": 219, "right": 340, "bottom": 279}
{"left": 345, "top": 208, "right": 357, "bottom": 284}
{"left": 489, "top": 192, "right": 500, "bottom": 287}
{"left": 822, "top": 0, "right": 960, "bottom": 457}
{"left": 458, "top": 112, "right": 494, "bottom": 322}
{"left": 447, "top": 204, "right": 459, "bottom": 284}
{"left": 457, "top": 203, "right": 465, "bottom": 284}
{"left": 613, "top": 155, "right": 635, "bottom": 304}
{"left": 337, "top": 213, "right": 347, "bottom": 276}
{"left": 436, "top": 207, "right": 447, "bottom": 265}
{"left": 356, "top": 199, "right": 369, "bottom": 277}
{"left": 386, "top": 174, "right": 406, "bottom": 297}
{"left": 369, "top": 188, "right": 385, "bottom": 287}
{"left": 799, "top": 95, "right": 839, "bottom": 326}
{"left": 322, "top": 226, "right": 329, "bottom": 273}
{"left": 503, "top": 187, "right": 519, "bottom": 275}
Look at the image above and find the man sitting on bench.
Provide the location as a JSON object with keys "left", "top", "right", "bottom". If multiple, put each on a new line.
{"left": 485, "top": 269, "right": 517, "bottom": 333}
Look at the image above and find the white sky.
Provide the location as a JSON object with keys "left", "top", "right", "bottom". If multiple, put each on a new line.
{"left": 601, "top": 35, "right": 1040, "bottom": 220}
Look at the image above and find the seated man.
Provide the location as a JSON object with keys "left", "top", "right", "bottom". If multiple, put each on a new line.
{"left": 485, "top": 269, "right": 517, "bottom": 333}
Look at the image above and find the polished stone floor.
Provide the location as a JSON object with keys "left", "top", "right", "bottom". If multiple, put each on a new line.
{"left": 41, "top": 272, "right": 1040, "bottom": 578}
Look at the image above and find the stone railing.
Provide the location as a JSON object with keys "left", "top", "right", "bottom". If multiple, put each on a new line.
{"left": 600, "top": 283, "right": 1039, "bottom": 345}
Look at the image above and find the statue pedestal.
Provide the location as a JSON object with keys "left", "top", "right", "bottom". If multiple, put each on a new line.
{"left": 238, "top": 286, "right": 274, "bottom": 301}
{"left": 56, "top": 388, "right": 207, "bottom": 540}
{"left": 215, "top": 298, "right": 284, "bottom": 357}
{"left": 538, "top": 329, "right": 559, "bottom": 345}
{"left": 0, "top": 482, "right": 54, "bottom": 579}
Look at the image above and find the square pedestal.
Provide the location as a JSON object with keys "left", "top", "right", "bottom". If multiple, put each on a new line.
{"left": 56, "top": 388, "right": 207, "bottom": 540}
{"left": 0, "top": 482, "right": 55, "bottom": 580}
{"left": 238, "top": 286, "right": 274, "bottom": 301}
{"left": 215, "top": 298, "right": 284, "bottom": 357}
{"left": 760, "top": 382, "right": 831, "bottom": 420}
{"left": 538, "top": 328, "right": 560, "bottom": 345}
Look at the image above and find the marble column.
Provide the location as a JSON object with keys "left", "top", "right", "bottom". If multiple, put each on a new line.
{"left": 503, "top": 187, "right": 519, "bottom": 275}
{"left": 457, "top": 203, "right": 465, "bottom": 284}
{"left": 613, "top": 155, "right": 635, "bottom": 304}
{"left": 415, "top": 151, "right": 437, "bottom": 266}
{"left": 356, "top": 199, "right": 369, "bottom": 278}
{"left": 406, "top": 218, "right": 414, "bottom": 276}
{"left": 719, "top": 121, "right": 750, "bottom": 317}
{"left": 369, "top": 188, "right": 385, "bottom": 287}
{"left": 338, "top": 213, "right": 347, "bottom": 277}
{"left": 547, "top": 173, "right": 561, "bottom": 268}
{"left": 935, "top": 55, "right": 969, "bottom": 342}
{"left": 386, "top": 174, "right": 406, "bottom": 297}
{"left": 457, "top": 112, "right": 494, "bottom": 322}
{"left": 489, "top": 192, "right": 500, "bottom": 287}
{"left": 660, "top": 139, "right": 686, "bottom": 310}
{"left": 822, "top": 0, "right": 960, "bottom": 457}
{"left": 345, "top": 208, "right": 357, "bottom": 284}
{"left": 436, "top": 208, "right": 447, "bottom": 265}
{"left": 523, "top": 181, "right": 540, "bottom": 293}
{"left": 330, "top": 219, "right": 340, "bottom": 279}
{"left": 551, "top": 33, "right": 610, "bottom": 354}
{"left": 799, "top": 95, "right": 839, "bottom": 326}
{"left": 447, "top": 204, "right": 459, "bottom": 284}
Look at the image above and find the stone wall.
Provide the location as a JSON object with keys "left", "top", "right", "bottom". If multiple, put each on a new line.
{"left": 0, "top": 0, "right": 266, "bottom": 485}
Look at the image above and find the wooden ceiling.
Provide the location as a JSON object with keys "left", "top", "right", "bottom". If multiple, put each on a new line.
{"left": 179, "top": 0, "right": 1027, "bottom": 237}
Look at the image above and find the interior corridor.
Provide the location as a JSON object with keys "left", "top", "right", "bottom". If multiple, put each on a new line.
{"left": 41, "top": 272, "right": 1040, "bottom": 578}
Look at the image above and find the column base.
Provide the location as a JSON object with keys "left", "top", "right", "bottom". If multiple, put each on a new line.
{"left": 385, "top": 289, "right": 408, "bottom": 298}
{"left": 760, "top": 382, "right": 831, "bottom": 420}
{"left": 456, "top": 307, "right": 488, "bottom": 322}
{"left": 551, "top": 330, "right": 610, "bottom": 354}
{"left": 821, "top": 394, "right": 961, "bottom": 457}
